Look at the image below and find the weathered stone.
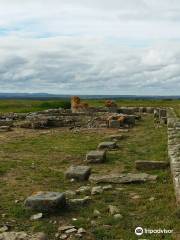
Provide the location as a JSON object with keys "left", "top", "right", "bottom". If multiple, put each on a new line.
{"left": 65, "top": 228, "right": 77, "bottom": 234}
{"left": 59, "top": 234, "right": 68, "bottom": 239}
{"left": 124, "top": 115, "right": 136, "bottom": 126}
{"left": 108, "top": 205, "right": 120, "bottom": 215}
{"left": 159, "top": 109, "right": 167, "bottom": 118}
{"left": 146, "top": 107, "right": 154, "bottom": 114}
{"left": 93, "top": 209, "right": 101, "bottom": 218}
{"left": 113, "top": 214, "right": 123, "bottom": 219}
{"left": 30, "top": 213, "right": 43, "bottom": 221}
{"left": 102, "top": 185, "right": 113, "bottom": 191}
{"left": 0, "top": 126, "right": 11, "bottom": 132}
{"left": 139, "top": 107, "right": 146, "bottom": 113}
{"left": 76, "top": 186, "right": 91, "bottom": 194}
{"left": 91, "top": 186, "right": 103, "bottom": 195}
{"left": 25, "top": 191, "right": 66, "bottom": 212}
{"left": 108, "top": 134, "right": 124, "bottom": 141}
{"left": 135, "top": 160, "right": 169, "bottom": 170}
{"left": 89, "top": 173, "right": 157, "bottom": 184}
{"left": 97, "top": 141, "right": 118, "bottom": 150}
{"left": 0, "top": 232, "right": 47, "bottom": 240}
{"left": 58, "top": 225, "right": 75, "bottom": 232}
{"left": 85, "top": 150, "right": 106, "bottom": 163}
{"left": 65, "top": 190, "right": 76, "bottom": 198}
{"left": 77, "top": 228, "right": 86, "bottom": 234}
{"left": 68, "top": 196, "right": 91, "bottom": 206}
{"left": 65, "top": 165, "right": 91, "bottom": 181}
{"left": 160, "top": 117, "right": 167, "bottom": 124}
{"left": 0, "top": 226, "right": 8, "bottom": 233}
{"left": 108, "top": 120, "right": 120, "bottom": 128}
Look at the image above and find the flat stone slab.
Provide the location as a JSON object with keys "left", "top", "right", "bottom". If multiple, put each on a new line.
{"left": 85, "top": 150, "right": 106, "bottom": 163}
{"left": 25, "top": 191, "right": 66, "bottom": 212}
{"left": 0, "top": 232, "right": 47, "bottom": 240}
{"left": 89, "top": 173, "right": 157, "bottom": 184}
{"left": 65, "top": 165, "right": 91, "bottom": 180}
{"left": 135, "top": 161, "right": 169, "bottom": 170}
{"left": 0, "top": 126, "right": 11, "bottom": 132}
{"left": 97, "top": 141, "right": 118, "bottom": 150}
{"left": 108, "top": 120, "right": 120, "bottom": 128}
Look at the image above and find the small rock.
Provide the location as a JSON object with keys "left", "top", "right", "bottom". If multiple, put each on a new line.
{"left": 0, "top": 225, "right": 9, "bottom": 233}
{"left": 115, "top": 187, "right": 124, "bottom": 191}
{"left": 131, "top": 195, "right": 141, "bottom": 200}
{"left": 90, "top": 220, "right": 96, "bottom": 226}
{"left": 55, "top": 233, "right": 60, "bottom": 238}
{"left": 75, "top": 233, "right": 82, "bottom": 238}
{"left": 65, "top": 190, "right": 76, "bottom": 198}
{"left": 93, "top": 209, "right": 101, "bottom": 218}
{"left": 65, "top": 228, "right": 77, "bottom": 234}
{"left": 37, "top": 233, "right": 47, "bottom": 240}
{"left": 108, "top": 205, "right": 120, "bottom": 215}
{"left": 60, "top": 234, "right": 68, "bottom": 239}
{"left": 58, "top": 225, "right": 75, "bottom": 232}
{"left": 103, "top": 225, "right": 112, "bottom": 229}
{"left": 102, "top": 185, "right": 112, "bottom": 191}
{"left": 149, "top": 197, "right": 155, "bottom": 202}
{"left": 91, "top": 186, "right": 103, "bottom": 195}
{"left": 113, "top": 214, "right": 123, "bottom": 219}
{"left": 76, "top": 186, "right": 91, "bottom": 195}
{"left": 77, "top": 228, "right": 86, "bottom": 234}
{"left": 69, "top": 196, "right": 91, "bottom": 206}
{"left": 30, "top": 213, "right": 43, "bottom": 221}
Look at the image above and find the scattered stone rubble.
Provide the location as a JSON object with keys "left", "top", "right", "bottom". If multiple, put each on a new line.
{"left": 0, "top": 97, "right": 165, "bottom": 131}
{"left": 0, "top": 232, "right": 47, "bottom": 240}
{"left": 1, "top": 98, "right": 176, "bottom": 239}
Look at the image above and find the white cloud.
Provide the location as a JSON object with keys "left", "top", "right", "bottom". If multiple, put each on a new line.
{"left": 0, "top": 1, "right": 179, "bottom": 94}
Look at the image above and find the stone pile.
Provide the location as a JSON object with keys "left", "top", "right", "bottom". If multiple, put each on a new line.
{"left": 0, "top": 232, "right": 47, "bottom": 240}
{"left": 7, "top": 102, "right": 166, "bottom": 239}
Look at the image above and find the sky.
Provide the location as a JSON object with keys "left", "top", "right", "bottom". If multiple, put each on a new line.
{"left": 0, "top": 0, "right": 180, "bottom": 95}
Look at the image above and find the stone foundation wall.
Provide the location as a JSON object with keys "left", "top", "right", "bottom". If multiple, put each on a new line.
{"left": 167, "top": 108, "right": 180, "bottom": 206}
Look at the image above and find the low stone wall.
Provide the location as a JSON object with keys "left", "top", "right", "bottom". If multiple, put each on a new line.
{"left": 167, "top": 108, "right": 180, "bottom": 206}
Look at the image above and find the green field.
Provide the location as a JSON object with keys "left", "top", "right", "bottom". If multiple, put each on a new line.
{"left": 0, "top": 99, "right": 179, "bottom": 239}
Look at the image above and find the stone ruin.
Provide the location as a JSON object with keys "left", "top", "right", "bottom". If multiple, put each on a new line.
{"left": 0, "top": 96, "right": 168, "bottom": 132}
{"left": 1, "top": 98, "right": 179, "bottom": 239}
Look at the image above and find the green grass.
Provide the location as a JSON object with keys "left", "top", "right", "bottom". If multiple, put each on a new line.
{"left": 0, "top": 99, "right": 71, "bottom": 113}
{"left": 0, "top": 113, "right": 179, "bottom": 239}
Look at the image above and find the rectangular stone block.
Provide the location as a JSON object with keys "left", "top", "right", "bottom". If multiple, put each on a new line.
{"left": 108, "top": 120, "right": 120, "bottom": 128}
{"left": 65, "top": 165, "right": 91, "bottom": 180}
{"left": 135, "top": 160, "right": 169, "bottom": 170}
{"left": 25, "top": 191, "right": 66, "bottom": 212}
{"left": 86, "top": 150, "right": 106, "bottom": 163}
{"left": 97, "top": 141, "right": 118, "bottom": 150}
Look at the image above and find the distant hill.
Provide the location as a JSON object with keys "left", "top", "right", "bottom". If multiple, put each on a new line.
{"left": 0, "top": 93, "right": 179, "bottom": 100}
